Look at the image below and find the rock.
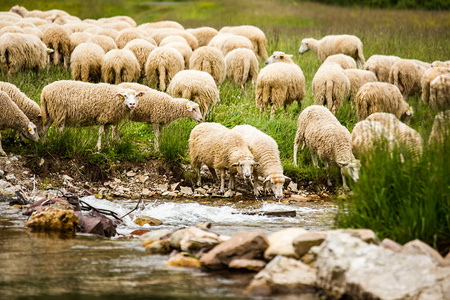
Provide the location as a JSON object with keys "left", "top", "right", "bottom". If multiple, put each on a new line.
{"left": 0, "top": 179, "right": 12, "bottom": 190}
{"left": 380, "top": 238, "right": 403, "bottom": 252}
{"left": 129, "top": 229, "right": 150, "bottom": 236}
{"left": 158, "top": 183, "right": 168, "bottom": 192}
{"left": 76, "top": 210, "right": 117, "bottom": 237}
{"left": 134, "top": 216, "right": 163, "bottom": 226}
{"left": 167, "top": 192, "right": 177, "bottom": 197}
{"left": 126, "top": 171, "right": 136, "bottom": 177}
{"left": 244, "top": 256, "right": 317, "bottom": 296}
{"left": 228, "top": 258, "right": 266, "bottom": 272}
{"left": 140, "top": 229, "right": 172, "bottom": 242}
{"left": 25, "top": 207, "right": 78, "bottom": 234}
{"left": 145, "top": 239, "right": 171, "bottom": 254}
{"left": 23, "top": 198, "right": 73, "bottom": 216}
{"left": 200, "top": 231, "right": 269, "bottom": 270}
{"left": 401, "top": 239, "right": 446, "bottom": 266}
{"left": 62, "top": 175, "right": 73, "bottom": 181}
{"left": 335, "top": 228, "right": 378, "bottom": 244}
{"left": 5, "top": 174, "right": 16, "bottom": 181}
{"left": 445, "top": 252, "right": 450, "bottom": 267}
{"left": 170, "top": 182, "right": 180, "bottom": 191}
{"left": 194, "top": 187, "right": 207, "bottom": 195}
{"left": 315, "top": 232, "right": 450, "bottom": 300}
{"left": 179, "top": 226, "right": 223, "bottom": 253}
{"left": 196, "top": 222, "right": 212, "bottom": 229}
{"left": 166, "top": 252, "right": 201, "bottom": 269}
{"left": 264, "top": 228, "right": 308, "bottom": 260}
{"left": 287, "top": 181, "right": 298, "bottom": 193}
{"left": 293, "top": 231, "right": 329, "bottom": 258}
{"left": 170, "top": 228, "right": 189, "bottom": 249}
{"left": 287, "top": 194, "right": 307, "bottom": 202}
{"left": 137, "top": 175, "right": 149, "bottom": 183}
{"left": 180, "top": 186, "right": 193, "bottom": 196}
{"left": 223, "top": 190, "right": 235, "bottom": 198}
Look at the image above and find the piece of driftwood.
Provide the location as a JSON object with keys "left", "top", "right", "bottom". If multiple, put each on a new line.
{"left": 240, "top": 210, "right": 297, "bottom": 218}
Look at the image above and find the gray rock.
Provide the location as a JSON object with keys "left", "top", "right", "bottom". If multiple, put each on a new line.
{"left": 223, "top": 190, "right": 235, "bottom": 198}
{"left": 194, "top": 187, "right": 207, "bottom": 195}
{"left": 5, "top": 174, "right": 16, "bottom": 181}
{"left": 179, "top": 226, "right": 223, "bottom": 253}
{"left": 264, "top": 227, "right": 308, "bottom": 260}
{"left": 293, "top": 231, "right": 329, "bottom": 258}
{"left": 401, "top": 239, "right": 446, "bottom": 266}
{"left": 287, "top": 181, "right": 298, "bottom": 193}
{"left": 158, "top": 183, "right": 168, "bottom": 192}
{"left": 180, "top": 186, "right": 193, "bottom": 196}
{"left": 380, "top": 238, "right": 403, "bottom": 252}
{"left": 0, "top": 179, "right": 12, "bottom": 190}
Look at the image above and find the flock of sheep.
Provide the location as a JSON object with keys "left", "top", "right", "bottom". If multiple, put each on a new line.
{"left": 0, "top": 5, "right": 449, "bottom": 199}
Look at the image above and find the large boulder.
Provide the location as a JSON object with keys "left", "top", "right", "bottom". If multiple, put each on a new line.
{"left": 76, "top": 210, "right": 117, "bottom": 237}
{"left": 264, "top": 227, "right": 308, "bottom": 260}
{"left": 25, "top": 207, "right": 78, "bottom": 234}
{"left": 179, "top": 226, "right": 224, "bottom": 253}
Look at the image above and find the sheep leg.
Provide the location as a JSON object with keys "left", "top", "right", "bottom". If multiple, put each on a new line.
{"left": 208, "top": 167, "right": 219, "bottom": 182}
{"left": 104, "top": 125, "right": 110, "bottom": 147}
{"left": 111, "top": 125, "right": 121, "bottom": 143}
{"left": 97, "top": 125, "right": 105, "bottom": 151}
{"left": 293, "top": 143, "right": 299, "bottom": 167}
{"left": 341, "top": 168, "right": 349, "bottom": 190}
{"left": 152, "top": 123, "right": 161, "bottom": 151}
{"left": 229, "top": 172, "right": 236, "bottom": 191}
{"left": 325, "top": 162, "right": 332, "bottom": 186}
{"left": 196, "top": 167, "right": 202, "bottom": 186}
{"left": 0, "top": 133, "right": 6, "bottom": 156}
{"left": 219, "top": 169, "right": 226, "bottom": 193}
{"left": 311, "top": 150, "right": 319, "bottom": 168}
{"left": 41, "top": 120, "right": 53, "bottom": 143}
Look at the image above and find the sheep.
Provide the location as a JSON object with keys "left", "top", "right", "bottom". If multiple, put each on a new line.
{"left": 98, "top": 16, "right": 137, "bottom": 28}
{"left": 429, "top": 73, "right": 450, "bottom": 111}
{"left": 0, "top": 91, "right": 39, "bottom": 156}
{"left": 293, "top": 105, "right": 360, "bottom": 189}
{"left": 256, "top": 51, "right": 306, "bottom": 118}
{"left": 219, "top": 25, "right": 268, "bottom": 60}
{"left": 344, "top": 68, "right": 378, "bottom": 98}
{"left": 145, "top": 46, "right": 185, "bottom": 92}
{"left": 428, "top": 110, "right": 450, "bottom": 147}
{"left": 0, "top": 12, "right": 22, "bottom": 22}
{"left": 231, "top": 124, "right": 289, "bottom": 200}
{"left": 149, "top": 29, "right": 198, "bottom": 50}
{"left": 189, "top": 122, "right": 258, "bottom": 193}
{"left": 0, "top": 25, "right": 25, "bottom": 35}
{"left": 40, "top": 80, "right": 144, "bottom": 151}
{"left": 432, "top": 61, "right": 450, "bottom": 68}
{"left": 421, "top": 67, "right": 450, "bottom": 105}
{"left": 84, "top": 27, "right": 120, "bottom": 40}
{"left": 123, "top": 39, "right": 156, "bottom": 78}
{"left": 167, "top": 70, "right": 220, "bottom": 119}
{"left": 312, "top": 62, "right": 350, "bottom": 114}
{"left": 355, "top": 82, "right": 413, "bottom": 122}
{"left": 99, "top": 20, "right": 133, "bottom": 32}
{"left": 70, "top": 42, "right": 105, "bottom": 82}
{"left": 186, "top": 27, "right": 218, "bottom": 47}
{"left": 69, "top": 32, "right": 92, "bottom": 52}
{"left": 366, "top": 112, "right": 423, "bottom": 161}
{"left": 10, "top": 5, "right": 70, "bottom": 19}
{"left": 41, "top": 24, "right": 71, "bottom": 67}
{"left": 0, "top": 33, "right": 53, "bottom": 77}
{"left": 118, "top": 82, "right": 203, "bottom": 150}
{"left": 208, "top": 33, "right": 254, "bottom": 57}
{"left": 87, "top": 34, "right": 118, "bottom": 53}
{"left": 224, "top": 48, "right": 259, "bottom": 93}
{"left": 46, "top": 13, "right": 81, "bottom": 25}
{"left": 189, "top": 46, "right": 226, "bottom": 87}
{"left": 22, "top": 27, "right": 43, "bottom": 39}
{"left": 163, "top": 42, "right": 193, "bottom": 69}
{"left": 364, "top": 55, "right": 401, "bottom": 82}
{"left": 324, "top": 54, "right": 357, "bottom": 69}
{"left": 114, "top": 28, "right": 149, "bottom": 49}
{"left": 389, "top": 59, "right": 430, "bottom": 97}
{"left": 299, "top": 34, "right": 365, "bottom": 68}
{"left": 159, "top": 35, "right": 188, "bottom": 46}
{"left": 62, "top": 22, "right": 93, "bottom": 33}
{"left": 101, "top": 49, "right": 140, "bottom": 85}
{"left": 0, "top": 21, "right": 14, "bottom": 30}
{"left": 138, "top": 21, "right": 184, "bottom": 31}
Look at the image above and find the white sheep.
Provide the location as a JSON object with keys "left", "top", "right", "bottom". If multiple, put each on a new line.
{"left": 138, "top": 21, "right": 184, "bottom": 31}
{"left": 69, "top": 32, "right": 92, "bottom": 52}
{"left": 98, "top": 20, "right": 133, "bottom": 32}
{"left": 70, "top": 42, "right": 105, "bottom": 82}
{"left": 101, "top": 49, "right": 140, "bottom": 84}
{"left": 0, "top": 25, "right": 25, "bottom": 35}
{"left": 344, "top": 68, "right": 378, "bottom": 98}
{"left": 189, "top": 122, "right": 258, "bottom": 193}
{"left": 312, "top": 62, "right": 350, "bottom": 114}
{"left": 363, "top": 54, "right": 401, "bottom": 82}
{"left": 224, "top": 48, "right": 259, "bottom": 93}
{"left": 162, "top": 42, "right": 193, "bottom": 69}
{"left": 256, "top": 51, "right": 306, "bottom": 118}
{"left": 98, "top": 16, "right": 137, "bottom": 28}
{"left": 421, "top": 66, "right": 450, "bottom": 105}
{"left": 293, "top": 105, "right": 361, "bottom": 189}
{"left": 189, "top": 46, "right": 226, "bottom": 86}
{"left": 186, "top": 27, "right": 218, "bottom": 47}
{"left": 22, "top": 26, "right": 43, "bottom": 39}
{"left": 432, "top": 60, "right": 450, "bottom": 68}
{"left": 40, "top": 80, "right": 144, "bottom": 151}
{"left": 167, "top": 70, "right": 220, "bottom": 119}
{"left": 149, "top": 29, "right": 198, "bottom": 50}
{"left": 429, "top": 73, "right": 450, "bottom": 111}
{"left": 84, "top": 27, "right": 119, "bottom": 40}
{"left": 62, "top": 22, "right": 94, "bottom": 33}
{"left": 123, "top": 39, "right": 156, "bottom": 78}
{"left": 324, "top": 54, "right": 357, "bottom": 69}
{"left": 208, "top": 33, "right": 254, "bottom": 57}
{"left": 0, "top": 91, "right": 39, "bottom": 156}
{"left": 219, "top": 25, "right": 268, "bottom": 60}
{"left": 428, "top": 110, "right": 450, "bottom": 147}
{"left": 231, "top": 124, "right": 289, "bottom": 200}
{"left": 299, "top": 34, "right": 365, "bottom": 68}
{"left": 389, "top": 59, "right": 430, "bottom": 98}
{"left": 87, "top": 34, "right": 118, "bottom": 53}
{"left": 145, "top": 46, "right": 185, "bottom": 91}
{"left": 159, "top": 35, "right": 188, "bottom": 46}
{"left": 118, "top": 82, "right": 203, "bottom": 150}
{"left": 114, "top": 27, "right": 149, "bottom": 49}
{"left": 366, "top": 112, "right": 423, "bottom": 161}
{"left": 10, "top": 5, "right": 70, "bottom": 19}
{"left": 355, "top": 82, "right": 413, "bottom": 122}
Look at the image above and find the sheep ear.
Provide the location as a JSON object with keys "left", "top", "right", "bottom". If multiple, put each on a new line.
{"left": 284, "top": 175, "right": 291, "bottom": 182}
{"left": 263, "top": 175, "right": 272, "bottom": 184}
{"left": 253, "top": 162, "right": 260, "bottom": 168}
{"left": 231, "top": 162, "right": 240, "bottom": 167}
{"left": 116, "top": 93, "right": 124, "bottom": 100}
{"left": 405, "top": 107, "right": 413, "bottom": 116}
{"left": 287, "top": 54, "right": 293, "bottom": 58}
{"left": 336, "top": 161, "right": 349, "bottom": 167}
{"left": 37, "top": 114, "right": 42, "bottom": 120}
{"left": 47, "top": 48, "right": 54, "bottom": 54}
{"left": 186, "top": 103, "right": 193, "bottom": 111}
{"left": 137, "top": 92, "right": 145, "bottom": 97}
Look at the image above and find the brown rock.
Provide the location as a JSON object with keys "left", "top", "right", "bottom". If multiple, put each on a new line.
{"left": 145, "top": 239, "right": 171, "bottom": 254}
{"left": 130, "top": 229, "right": 151, "bottom": 236}
{"left": 228, "top": 258, "right": 266, "bottom": 272}
{"left": 380, "top": 238, "right": 403, "bottom": 252}
{"left": 25, "top": 208, "right": 78, "bottom": 234}
{"left": 165, "top": 252, "right": 201, "bottom": 269}
{"left": 76, "top": 210, "right": 117, "bottom": 237}
{"left": 179, "top": 226, "right": 222, "bottom": 253}
{"left": 401, "top": 239, "right": 446, "bottom": 266}
{"left": 264, "top": 228, "right": 308, "bottom": 260}
{"left": 134, "top": 216, "right": 163, "bottom": 226}
{"left": 293, "top": 231, "right": 329, "bottom": 258}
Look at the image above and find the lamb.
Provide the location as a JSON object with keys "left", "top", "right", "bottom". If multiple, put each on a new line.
{"left": 101, "top": 49, "right": 140, "bottom": 84}
{"left": 344, "top": 68, "right": 378, "bottom": 98}
{"left": 389, "top": 59, "right": 430, "bottom": 98}
{"left": 366, "top": 112, "right": 423, "bottom": 161}
{"left": 41, "top": 24, "right": 71, "bottom": 67}
{"left": 40, "top": 80, "right": 144, "bottom": 151}
{"left": 311, "top": 62, "right": 350, "bottom": 114}
{"left": 219, "top": 25, "right": 268, "bottom": 60}
{"left": 256, "top": 51, "right": 306, "bottom": 118}
{"left": 123, "top": 39, "right": 156, "bottom": 78}
{"left": 189, "top": 46, "right": 226, "bottom": 86}
{"left": 70, "top": 42, "right": 105, "bottom": 82}
{"left": 189, "top": 122, "right": 258, "bottom": 193}
{"left": 231, "top": 124, "right": 289, "bottom": 200}
{"left": 299, "top": 34, "right": 365, "bottom": 68}
{"left": 293, "top": 105, "right": 361, "bottom": 189}
{"left": 145, "top": 46, "right": 185, "bottom": 91}
{"left": 429, "top": 73, "right": 450, "bottom": 111}
{"left": 355, "top": 82, "right": 413, "bottom": 122}
{"left": 324, "top": 54, "right": 357, "bottom": 69}
{"left": 363, "top": 55, "right": 401, "bottom": 82}
{"left": 208, "top": 33, "right": 254, "bottom": 57}
{"left": 428, "top": 110, "right": 450, "bottom": 147}
{"left": 0, "top": 91, "right": 39, "bottom": 156}
{"left": 87, "top": 34, "right": 118, "bottom": 53}
{"left": 224, "top": 48, "right": 259, "bottom": 93}
{"left": 118, "top": 82, "right": 203, "bottom": 150}
{"left": 163, "top": 42, "right": 193, "bottom": 69}
{"left": 186, "top": 27, "right": 218, "bottom": 47}
{"left": 167, "top": 70, "right": 220, "bottom": 119}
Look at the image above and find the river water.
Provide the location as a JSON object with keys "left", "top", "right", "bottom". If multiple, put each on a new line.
{"left": 0, "top": 197, "right": 336, "bottom": 299}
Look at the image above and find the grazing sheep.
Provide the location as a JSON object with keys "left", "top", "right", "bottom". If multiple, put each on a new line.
{"left": 363, "top": 55, "right": 401, "bottom": 82}
{"left": 46, "top": 13, "right": 81, "bottom": 25}
{"left": 101, "top": 49, "right": 140, "bottom": 84}
{"left": 389, "top": 59, "right": 430, "bottom": 97}
{"left": 145, "top": 46, "right": 185, "bottom": 91}
{"left": 0, "top": 25, "right": 25, "bottom": 35}
{"left": 0, "top": 91, "right": 39, "bottom": 156}
{"left": 256, "top": 51, "right": 306, "bottom": 118}
{"left": 163, "top": 42, "right": 193, "bottom": 69}
{"left": 293, "top": 105, "right": 361, "bottom": 189}
{"left": 123, "top": 39, "right": 156, "bottom": 78}
{"left": 62, "top": 22, "right": 93, "bottom": 33}
{"left": 0, "top": 21, "right": 14, "bottom": 30}
{"left": 355, "top": 82, "right": 413, "bottom": 122}
{"left": 22, "top": 27, "right": 43, "bottom": 39}
{"left": 208, "top": 33, "right": 254, "bottom": 57}
{"left": 159, "top": 35, "right": 188, "bottom": 46}
{"left": 69, "top": 32, "right": 92, "bottom": 52}
{"left": 87, "top": 34, "right": 118, "bottom": 53}
{"left": 219, "top": 25, "right": 268, "bottom": 60}
{"left": 98, "top": 20, "right": 133, "bottom": 32}
{"left": 189, "top": 122, "right": 257, "bottom": 193}
{"left": 432, "top": 61, "right": 450, "bottom": 68}
{"left": 186, "top": 27, "right": 218, "bottom": 47}
{"left": 324, "top": 54, "right": 357, "bottom": 69}
{"left": 138, "top": 21, "right": 184, "bottom": 31}
{"left": 189, "top": 46, "right": 226, "bottom": 86}
{"left": 149, "top": 29, "right": 198, "bottom": 50}
{"left": 70, "top": 42, "right": 105, "bottom": 82}
{"left": 366, "top": 112, "right": 423, "bottom": 161}
{"left": 10, "top": 5, "right": 70, "bottom": 19}
{"left": 231, "top": 124, "right": 289, "bottom": 200}
{"left": 344, "top": 68, "right": 378, "bottom": 98}
{"left": 84, "top": 27, "right": 120, "bottom": 40}
{"left": 115, "top": 28, "right": 148, "bottom": 49}
{"left": 421, "top": 67, "right": 450, "bottom": 105}
{"left": 428, "top": 110, "right": 450, "bottom": 147}
{"left": 98, "top": 16, "right": 137, "bottom": 28}
{"left": 299, "top": 34, "right": 365, "bottom": 68}
{"left": 40, "top": 80, "right": 144, "bottom": 151}
{"left": 429, "top": 73, "right": 450, "bottom": 111}
{"left": 312, "top": 62, "right": 350, "bottom": 113}
{"left": 225, "top": 48, "right": 259, "bottom": 93}
{"left": 41, "top": 24, "right": 71, "bottom": 67}
{"left": 167, "top": 70, "right": 220, "bottom": 119}
{"left": 118, "top": 82, "right": 203, "bottom": 150}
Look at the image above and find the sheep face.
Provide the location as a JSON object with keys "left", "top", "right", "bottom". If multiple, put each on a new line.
{"left": 186, "top": 101, "right": 203, "bottom": 123}
{"left": 298, "top": 40, "right": 310, "bottom": 55}
{"left": 232, "top": 158, "right": 259, "bottom": 182}
{"left": 22, "top": 122, "right": 39, "bottom": 143}
{"left": 338, "top": 159, "right": 361, "bottom": 183}
{"left": 116, "top": 90, "right": 145, "bottom": 109}
{"left": 401, "top": 106, "right": 413, "bottom": 123}
{"left": 265, "top": 51, "right": 293, "bottom": 65}
{"left": 263, "top": 174, "right": 290, "bottom": 201}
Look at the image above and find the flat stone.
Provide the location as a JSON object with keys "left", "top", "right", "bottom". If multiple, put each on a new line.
{"left": 293, "top": 231, "right": 329, "bottom": 258}
{"left": 180, "top": 186, "right": 193, "bottom": 196}
{"left": 134, "top": 216, "right": 163, "bottom": 227}
{"left": 228, "top": 258, "right": 266, "bottom": 272}
{"left": 194, "top": 187, "right": 207, "bottom": 195}
{"left": 165, "top": 252, "right": 201, "bottom": 269}
{"left": 264, "top": 228, "right": 308, "bottom": 260}
{"left": 223, "top": 190, "right": 234, "bottom": 198}
{"left": 145, "top": 239, "right": 171, "bottom": 254}
{"left": 158, "top": 183, "right": 169, "bottom": 192}
{"left": 179, "top": 226, "right": 223, "bottom": 253}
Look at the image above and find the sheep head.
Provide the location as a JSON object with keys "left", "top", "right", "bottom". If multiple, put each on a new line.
{"left": 337, "top": 159, "right": 361, "bottom": 183}
{"left": 265, "top": 51, "right": 294, "bottom": 65}
{"left": 185, "top": 101, "right": 203, "bottom": 123}
{"left": 298, "top": 39, "right": 312, "bottom": 55}
{"left": 263, "top": 174, "right": 291, "bottom": 201}
{"left": 232, "top": 158, "right": 259, "bottom": 182}
{"left": 23, "top": 122, "right": 39, "bottom": 143}
{"left": 116, "top": 89, "right": 145, "bottom": 109}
